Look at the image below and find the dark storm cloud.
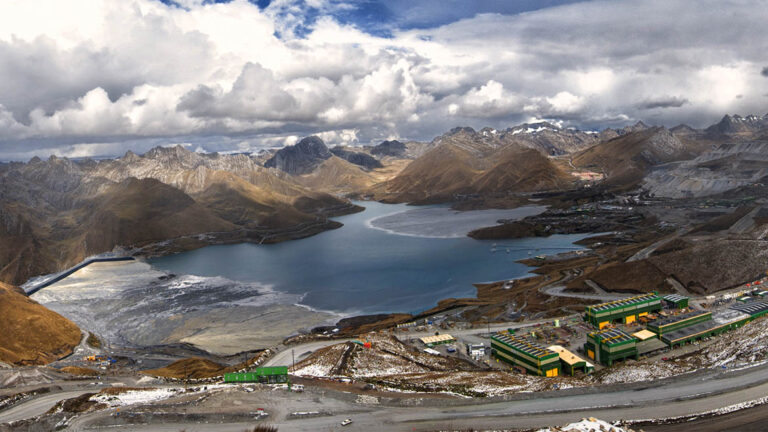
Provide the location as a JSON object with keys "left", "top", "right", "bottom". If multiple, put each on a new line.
{"left": 637, "top": 97, "right": 690, "bottom": 110}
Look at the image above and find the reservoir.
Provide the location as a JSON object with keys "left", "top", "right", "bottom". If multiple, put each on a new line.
{"left": 35, "top": 201, "right": 590, "bottom": 354}
{"left": 149, "top": 201, "right": 587, "bottom": 315}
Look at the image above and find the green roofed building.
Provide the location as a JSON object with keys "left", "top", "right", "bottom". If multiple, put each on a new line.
{"left": 647, "top": 310, "right": 711, "bottom": 336}
{"left": 584, "top": 329, "right": 638, "bottom": 366}
{"left": 491, "top": 332, "right": 561, "bottom": 377}
{"left": 584, "top": 293, "right": 662, "bottom": 328}
{"left": 661, "top": 309, "right": 750, "bottom": 347}
{"left": 224, "top": 366, "right": 289, "bottom": 384}
{"left": 662, "top": 294, "right": 689, "bottom": 309}
{"left": 731, "top": 301, "right": 768, "bottom": 319}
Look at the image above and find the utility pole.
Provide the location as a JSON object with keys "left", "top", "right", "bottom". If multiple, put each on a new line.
{"left": 291, "top": 349, "right": 295, "bottom": 373}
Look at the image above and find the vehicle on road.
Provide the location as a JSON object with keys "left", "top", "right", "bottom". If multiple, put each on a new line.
{"left": 341, "top": 418, "right": 353, "bottom": 426}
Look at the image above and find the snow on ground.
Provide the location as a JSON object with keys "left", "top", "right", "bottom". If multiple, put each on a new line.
{"left": 593, "top": 361, "right": 687, "bottom": 385}
{"left": 375, "top": 371, "right": 554, "bottom": 397}
{"left": 537, "top": 418, "right": 634, "bottom": 432}
{"left": 90, "top": 384, "right": 231, "bottom": 407}
{"left": 91, "top": 388, "right": 180, "bottom": 407}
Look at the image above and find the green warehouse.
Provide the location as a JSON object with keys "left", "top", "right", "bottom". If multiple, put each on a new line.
{"left": 584, "top": 293, "right": 662, "bottom": 328}
{"left": 491, "top": 332, "right": 561, "bottom": 377}
{"left": 661, "top": 309, "right": 750, "bottom": 347}
{"left": 647, "top": 310, "right": 711, "bottom": 336}
{"left": 224, "top": 366, "right": 289, "bottom": 384}
{"left": 662, "top": 294, "right": 689, "bottom": 309}
{"left": 584, "top": 329, "right": 638, "bottom": 366}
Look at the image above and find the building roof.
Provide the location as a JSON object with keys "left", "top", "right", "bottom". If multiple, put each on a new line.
{"left": 649, "top": 310, "right": 710, "bottom": 328}
{"left": 589, "top": 328, "right": 636, "bottom": 346}
{"left": 713, "top": 309, "right": 750, "bottom": 325}
{"left": 492, "top": 332, "right": 555, "bottom": 359}
{"left": 662, "top": 294, "right": 689, "bottom": 303}
{"left": 632, "top": 329, "right": 657, "bottom": 341}
{"left": 586, "top": 293, "right": 660, "bottom": 313}
{"left": 730, "top": 300, "right": 768, "bottom": 317}
{"left": 548, "top": 345, "right": 587, "bottom": 366}
{"left": 662, "top": 310, "right": 750, "bottom": 344}
{"left": 420, "top": 334, "right": 455, "bottom": 345}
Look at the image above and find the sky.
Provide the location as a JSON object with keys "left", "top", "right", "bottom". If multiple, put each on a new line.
{"left": 0, "top": 0, "right": 767, "bottom": 160}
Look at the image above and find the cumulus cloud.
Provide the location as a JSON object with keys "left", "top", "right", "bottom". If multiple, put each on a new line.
{"left": 0, "top": 0, "right": 767, "bottom": 159}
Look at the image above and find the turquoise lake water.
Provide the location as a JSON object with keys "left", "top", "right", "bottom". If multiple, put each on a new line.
{"left": 149, "top": 201, "right": 588, "bottom": 316}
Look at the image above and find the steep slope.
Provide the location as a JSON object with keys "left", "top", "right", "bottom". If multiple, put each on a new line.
{"left": 471, "top": 146, "right": 573, "bottom": 194}
{"left": 329, "top": 146, "right": 383, "bottom": 169}
{"left": 497, "top": 122, "right": 599, "bottom": 155}
{"left": 380, "top": 127, "right": 574, "bottom": 203}
{"left": 0, "top": 146, "right": 359, "bottom": 285}
{"left": 264, "top": 136, "right": 332, "bottom": 175}
{"left": 292, "top": 156, "right": 380, "bottom": 195}
{"left": 571, "top": 127, "right": 694, "bottom": 189}
{"left": 705, "top": 114, "right": 768, "bottom": 138}
{"left": 0, "top": 281, "right": 81, "bottom": 365}
{"left": 371, "top": 140, "right": 407, "bottom": 157}
{"left": 81, "top": 177, "right": 237, "bottom": 252}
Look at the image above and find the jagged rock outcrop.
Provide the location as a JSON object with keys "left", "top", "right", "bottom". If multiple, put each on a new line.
{"left": 705, "top": 114, "right": 768, "bottom": 137}
{"left": 264, "top": 136, "right": 332, "bottom": 175}
{"left": 371, "top": 140, "right": 407, "bottom": 157}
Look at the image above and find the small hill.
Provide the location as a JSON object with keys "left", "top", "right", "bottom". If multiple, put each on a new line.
{"left": 0, "top": 281, "right": 81, "bottom": 365}
{"left": 59, "top": 366, "right": 100, "bottom": 376}
{"left": 142, "top": 357, "right": 227, "bottom": 379}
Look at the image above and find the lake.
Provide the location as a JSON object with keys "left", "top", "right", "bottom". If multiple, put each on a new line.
{"left": 149, "top": 201, "right": 587, "bottom": 316}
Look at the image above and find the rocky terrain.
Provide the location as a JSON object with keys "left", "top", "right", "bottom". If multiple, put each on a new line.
{"left": 375, "top": 127, "right": 577, "bottom": 204}
{"left": 643, "top": 141, "right": 768, "bottom": 198}
{"left": 0, "top": 145, "right": 359, "bottom": 286}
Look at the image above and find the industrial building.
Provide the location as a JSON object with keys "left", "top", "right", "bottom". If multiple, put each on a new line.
{"left": 548, "top": 345, "right": 594, "bottom": 376}
{"left": 420, "top": 334, "right": 455, "bottom": 347}
{"left": 224, "top": 366, "right": 289, "bottom": 384}
{"left": 661, "top": 309, "right": 750, "bottom": 347}
{"left": 584, "top": 329, "right": 638, "bottom": 366}
{"left": 662, "top": 294, "right": 689, "bottom": 309}
{"left": 584, "top": 293, "right": 662, "bottom": 328}
{"left": 491, "top": 332, "right": 561, "bottom": 377}
{"left": 731, "top": 300, "right": 768, "bottom": 319}
{"left": 647, "top": 310, "right": 712, "bottom": 336}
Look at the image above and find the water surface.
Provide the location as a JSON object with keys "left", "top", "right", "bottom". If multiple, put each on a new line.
{"left": 150, "top": 201, "right": 586, "bottom": 315}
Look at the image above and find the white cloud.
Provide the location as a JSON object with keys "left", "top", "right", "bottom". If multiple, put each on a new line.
{"left": 0, "top": 0, "right": 767, "bottom": 159}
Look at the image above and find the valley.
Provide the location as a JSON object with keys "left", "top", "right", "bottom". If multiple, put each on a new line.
{"left": 4, "top": 114, "right": 768, "bottom": 431}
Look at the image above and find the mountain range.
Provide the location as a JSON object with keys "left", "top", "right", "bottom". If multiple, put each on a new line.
{"left": 3, "top": 113, "right": 768, "bottom": 289}
{"left": 3, "top": 112, "right": 768, "bottom": 365}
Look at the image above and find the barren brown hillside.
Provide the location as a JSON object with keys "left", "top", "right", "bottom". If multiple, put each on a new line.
{"left": 0, "top": 281, "right": 81, "bottom": 365}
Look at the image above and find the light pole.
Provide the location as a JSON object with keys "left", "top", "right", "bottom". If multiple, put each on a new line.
{"left": 291, "top": 349, "right": 295, "bottom": 373}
